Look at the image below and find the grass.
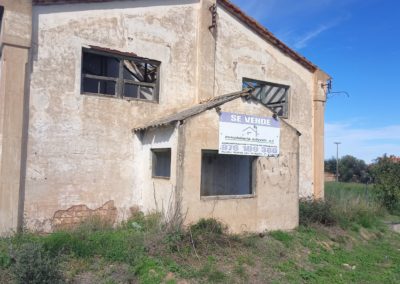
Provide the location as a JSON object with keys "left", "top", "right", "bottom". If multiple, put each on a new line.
{"left": 0, "top": 182, "right": 399, "bottom": 283}
{"left": 300, "top": 182, "right": 386, "bottom": 230}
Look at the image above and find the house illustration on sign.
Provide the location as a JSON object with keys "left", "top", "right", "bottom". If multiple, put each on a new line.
{"left": 242, "top": 126, "right": 258, "bottom": 138}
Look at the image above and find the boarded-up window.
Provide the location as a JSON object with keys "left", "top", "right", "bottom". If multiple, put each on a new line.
{"left": 243, "top": 78, "right": 290, "bottom": 118}
{"left": 81, "top": 48, "right": 160, "bottom": 101}
{"left": 201, "top": 151, "right": 254, "bottom": 196}
{"left": 152, "top": 149, "right": 171, "bottom": 178}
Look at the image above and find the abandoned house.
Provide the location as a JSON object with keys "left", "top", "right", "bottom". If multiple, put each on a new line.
{"left": 0, "top": 0, "right": 330, "bottom": 234}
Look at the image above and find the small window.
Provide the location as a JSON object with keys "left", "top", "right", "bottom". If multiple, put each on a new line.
{"left": 243, "top": 78, "right": 290, "bottom": 118}
{"left": 201, "top": 150, "right": 255, "bottom": 197}
{"left": 81, "top": 48, "right": 160, "bottom": 101}
{"left": 152, "top": 148, "right": 171, "bottom": 178}
{"left": 0, "top": 6, "right": 4, "bottom": 34}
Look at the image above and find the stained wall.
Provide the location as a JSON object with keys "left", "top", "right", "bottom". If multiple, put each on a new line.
{"left": 180, "top": 98, "right": 300, "bottom": 233}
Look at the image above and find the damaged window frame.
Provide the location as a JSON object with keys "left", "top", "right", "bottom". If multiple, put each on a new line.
{"left": 151, "top": 148, "right": 172, "bottom": 179}
{"left": 200, "top": 150, "right": 256, "bottom": 199}
{"left": 243, "top": 78, "right": 290, "bottom": 118}
{"left": 81, "top": 47, "right": 161, "bottom": 102}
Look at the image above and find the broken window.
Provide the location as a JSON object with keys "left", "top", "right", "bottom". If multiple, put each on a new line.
{"left": 243, "top": 78, "right": 290, "bottom": 118}
{"left": 152, "top": 148, "right": 171, "bottom": 178}
{"left": 201, "top": 150, "right": 255, "bottom": 197}
{"left": 81, "top": 48, "right": 160, "bottom": 101}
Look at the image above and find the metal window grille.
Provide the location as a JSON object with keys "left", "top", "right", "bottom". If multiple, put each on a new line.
{"left": 243, "top": 78, "right": 290, "bottom": 118}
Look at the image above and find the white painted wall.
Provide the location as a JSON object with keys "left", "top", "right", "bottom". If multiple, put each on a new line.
{"left": 132, "top": 125, "right": 178, "bottom": 216}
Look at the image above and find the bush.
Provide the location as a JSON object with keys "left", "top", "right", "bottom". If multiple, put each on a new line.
{"left": 190, "top": 218, "right": 226, "bottom": 235}
{"left": 299, "top": 198, "right": 337, "bottom": 226}
{"left": 12, "top": 242, "right": 64, "bottom": 284}
{"left": 165, "top": 219, "right": 231, "bottom": 256}
{"left": 371, "top": 155, "right": 400, "bottom": 212}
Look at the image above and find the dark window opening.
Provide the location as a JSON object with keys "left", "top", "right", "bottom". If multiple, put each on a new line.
{"left": 0, "top": 6, "right": 4, "bottom": 33}
{"left": 81, "top": 48, "right": 160, "bottom": 101}
{"left": 243, "top": 78, "right": 290, "bottom": 118}
{"left": 201, "top": 151, "right": 255, "bottom": 197}
{"left": 152, "top": 148, "right": 171, "bottom": 178}
{"left": 82, "top": 77, "right": 116, "bottom": 96}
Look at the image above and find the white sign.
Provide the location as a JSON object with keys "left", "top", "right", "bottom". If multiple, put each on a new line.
{"left": 219, "top": 112, "right": 280, "bottom": 156}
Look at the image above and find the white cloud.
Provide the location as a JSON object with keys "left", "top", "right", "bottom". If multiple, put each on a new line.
{"left": 231, "top": 0, "right": 352, "bottom": 49}
{"left": 293, "top": 25, "right": 331, "bottom": 49}
{"left": 325, "top": 122, "right": 400, "bottom": 163}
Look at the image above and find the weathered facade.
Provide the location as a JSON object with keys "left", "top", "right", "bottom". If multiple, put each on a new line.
{"left": 0, "top": 0, "right": 329, "bottom": 234}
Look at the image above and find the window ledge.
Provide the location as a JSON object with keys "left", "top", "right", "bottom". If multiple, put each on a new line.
{"left": 201, "top": 194, "right": 255, "bottom": 201}
{"left": 81, "top": 92, "right": 159, "bottom": 104}
{"left": 152, "top": 176, "right": 170, "bottom": 180}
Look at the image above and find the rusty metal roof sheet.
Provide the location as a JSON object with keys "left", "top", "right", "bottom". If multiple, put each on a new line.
{"left": 133, "top": 89, "right": 252, "bottom": 132}
{"left": 133, "top": 89, "right": 301, "bottom": 136}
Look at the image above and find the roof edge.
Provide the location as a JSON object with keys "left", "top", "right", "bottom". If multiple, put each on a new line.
{"left": 217, "top": 0, "right": 319, "bottom": 73}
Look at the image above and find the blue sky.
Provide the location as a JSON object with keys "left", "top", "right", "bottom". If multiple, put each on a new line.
{"left": 230, "top": 0, "right": 400, "bottom": 163}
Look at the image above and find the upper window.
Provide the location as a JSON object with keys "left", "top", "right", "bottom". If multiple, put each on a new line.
{"left": 243, "top": 78, "right": 290, "bottom": 118}
{"left": 0, "top": 6, "right": 4, "bottom": 34}
{"left": 81, "top": 48, "right": 160, "bottom": 102}
{"left": 201, "top": 150, "right": 255, "bottom": 197}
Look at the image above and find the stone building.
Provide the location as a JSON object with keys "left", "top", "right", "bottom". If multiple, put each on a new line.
{"left": 0, "top": 0, "right": 330, "bottom": 234}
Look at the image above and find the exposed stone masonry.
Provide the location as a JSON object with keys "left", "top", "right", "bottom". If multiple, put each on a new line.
{"left": 52, "top": 200, "right": 117, "bottom": 230}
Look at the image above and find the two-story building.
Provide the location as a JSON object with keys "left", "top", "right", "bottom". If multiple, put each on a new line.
{"left": 0, "top": 0, "right": 329, "bottom": 234}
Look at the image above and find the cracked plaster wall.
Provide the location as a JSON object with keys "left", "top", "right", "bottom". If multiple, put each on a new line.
{"left": 22, "top": 0, "right": 320, "bottom": 232}
{"left": 25, "top": 0, "right": 200, "bottom": 232}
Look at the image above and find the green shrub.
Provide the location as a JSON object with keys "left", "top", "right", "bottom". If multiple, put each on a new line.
{"left": 371, "top": 155, "right": 400, "bottom": 212}
{"left": 12, "top": 242, "right": 64, "bottom": 284}
{"left": 0, "top": 239, "right": 12, "bottom": 269}
{"left": 190, "top": 218, "right": 225, "bottom": 235}
{"left": 134, "top": 257, "right": 166, "bottom": 284}
{"left": 299, "top": 198, "right": 337, "bottom": 226}
{"left": 123, "top": 211, "right": 162, "bottom": 233}
{"left": 165, "top": 219, "right": 231, "bottom": 256}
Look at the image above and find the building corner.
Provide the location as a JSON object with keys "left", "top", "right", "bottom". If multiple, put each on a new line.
{"left": 312, "top": 69, "right": 330, "bottom": 199}
{"left": 0, "top": 0, "right": 32, "bottom": 234}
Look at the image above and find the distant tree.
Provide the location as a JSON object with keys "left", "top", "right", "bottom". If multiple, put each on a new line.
{"left": 370, "top": 154, "right": 400, "bottom": 211}
{"left": 324, "top": 155, "right": 371, "bottom": 183}
{"left": 324, "top": 157, "right": 337, "bottom": 174}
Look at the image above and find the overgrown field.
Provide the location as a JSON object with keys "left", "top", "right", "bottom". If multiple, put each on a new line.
{"left": 1, "top": 182, "right": 400, "bottom": 284}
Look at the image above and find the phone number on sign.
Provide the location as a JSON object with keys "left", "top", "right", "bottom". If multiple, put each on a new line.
{"left": 220, "top": 144, "right": 278, "bottom": 154}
